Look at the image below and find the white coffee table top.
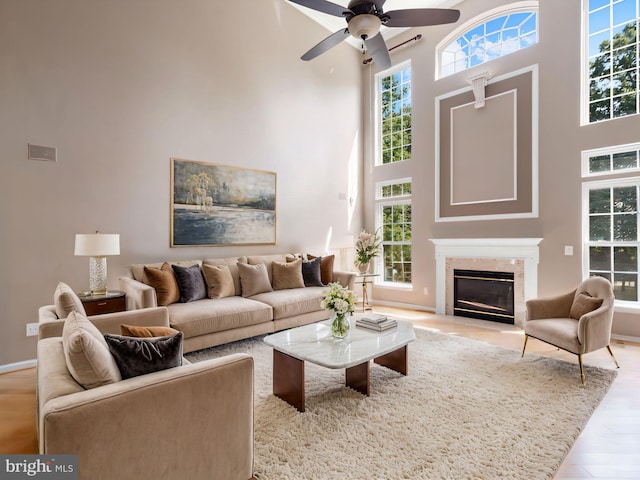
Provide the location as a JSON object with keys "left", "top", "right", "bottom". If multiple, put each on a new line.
{"left": 263, "top": 317, "right": 416, "bottom": 369}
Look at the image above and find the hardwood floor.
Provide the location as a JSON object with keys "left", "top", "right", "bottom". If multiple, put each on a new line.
{"left": 2, "top": 308, "right": 638, "bottom": 479}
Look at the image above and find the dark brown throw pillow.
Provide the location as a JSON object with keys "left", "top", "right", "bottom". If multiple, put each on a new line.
{"left": 569, "top": 292, "right": 604, "bottom": 320}
{"left": 172, "top": 264, "right": 207, "bottom": 303}
{"left": 302, "top": 257, "right": 324, "bottom": 287}
{"left": 104, "top": 332, "right": 183, "bottom": 380}
{"left": 143, "top": 262, "right": 181, "bottom": 306}
{"left": 307, "top": 254, "right": 335, "bottom": 284}
{"left": 120, "top": 324, "right": 180, "bottom": 338}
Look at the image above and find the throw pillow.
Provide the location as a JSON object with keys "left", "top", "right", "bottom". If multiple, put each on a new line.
{"left": 144, "top": 262, "right": 180, "bottom": 306}
{"left": 272, "top": 259, "right": 305, "bottom": 290}
{"left": 201, "top": 264, "right": 236, "bottom": 299}
{"left": 104, "top": 332, "right": 183, "bottom": 380}
{"left": 120, "top": 324, "right": 180, "bottom": 338}
{"left": 54, "top": 282, "right": 87, "bottom": 318}
{"left": 62, "top": 311, "right": 122, "bottom": 389}
{"left": 237, "top": 262, "right": 273, "bottom": 297}
{"left": 302, "top": 257, "right": 324, "bottom": 287}
{"left": 569, "top": 292, "right": 604, "bottom": 320}
{"left": 172, "top": 264, "right": 207, "bottom": 303}
{"left": 307, "top": 254, "right": 335, "bottom": 284}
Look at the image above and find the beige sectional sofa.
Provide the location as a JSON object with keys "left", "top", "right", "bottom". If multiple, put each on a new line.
{"left": 119, "top": 253, "right": 356, "bottom": 353}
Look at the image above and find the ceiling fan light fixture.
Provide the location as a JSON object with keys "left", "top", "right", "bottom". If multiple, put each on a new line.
{"left": 348, "top": 14, "right": 381, "bottom": 40}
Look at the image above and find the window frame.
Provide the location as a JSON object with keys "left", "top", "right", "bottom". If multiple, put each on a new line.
{"left": 375, "top": 196, "right": 412, "bottom": 289}
{"left": 581, "top": 141, "right": 640, "bottom": 177}
{"left": 435, "top": 2, "right": 539, "bottom": 79}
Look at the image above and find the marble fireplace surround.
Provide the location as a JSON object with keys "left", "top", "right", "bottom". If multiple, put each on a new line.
{"left": 430, "top": 238, "right": 543, "bottom": 326}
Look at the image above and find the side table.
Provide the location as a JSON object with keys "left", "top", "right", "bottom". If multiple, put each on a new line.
{"left": 355, "top": 274, "right": 380, "bottom": 312}
{"left": 79, "top": 290, "right": 126, "bottom": 316}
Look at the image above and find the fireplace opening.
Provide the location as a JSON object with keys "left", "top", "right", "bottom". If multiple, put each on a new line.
{"left": 453, "top": 269, "right": 515, "bottom": 324}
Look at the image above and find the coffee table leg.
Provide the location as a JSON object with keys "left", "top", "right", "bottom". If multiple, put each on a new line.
{"left": 272, "top": 350, "right": 305, "bottom": 412}
{"left": 374, "top": 345, "right": 408, "bottom": 375}
{"left": 345, "top": 361, "right": 370, "bottom": 396}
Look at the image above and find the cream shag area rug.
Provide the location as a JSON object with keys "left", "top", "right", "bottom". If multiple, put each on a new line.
{"left": 186, "top": 327, "right": 617, "bottom": 480}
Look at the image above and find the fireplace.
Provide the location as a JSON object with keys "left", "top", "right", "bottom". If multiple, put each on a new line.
{"left": 453, "top": 269, "right": 515, "bottom": 324}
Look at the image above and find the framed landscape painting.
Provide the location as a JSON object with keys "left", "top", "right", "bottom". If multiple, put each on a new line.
{"left": 170, "top": 158, "right": 276, "bottom": 246}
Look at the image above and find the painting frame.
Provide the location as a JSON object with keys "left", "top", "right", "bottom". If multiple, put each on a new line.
{"left": 170, "top": 157, "right": 277, "bottom": 247}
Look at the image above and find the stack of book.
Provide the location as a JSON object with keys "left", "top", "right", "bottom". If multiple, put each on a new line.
{"left": 355, "top": 313, "right": 398, "bottom": 332}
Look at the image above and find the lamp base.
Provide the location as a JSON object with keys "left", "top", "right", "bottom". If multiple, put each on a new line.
{"left": 89, "top": 256, "right": 108, "bottom": 294}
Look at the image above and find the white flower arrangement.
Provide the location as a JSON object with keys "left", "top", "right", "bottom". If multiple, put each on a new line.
{"left": 321, "top": 282, "right": 355, "bottom": 316}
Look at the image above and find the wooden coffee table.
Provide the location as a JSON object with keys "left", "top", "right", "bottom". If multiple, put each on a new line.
{"left": 263, "top": 317, "right": 415, "bottom": 412}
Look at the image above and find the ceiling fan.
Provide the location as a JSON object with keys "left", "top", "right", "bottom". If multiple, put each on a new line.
{"left": 289, "top": 0, "right": 460, "bottom": 69}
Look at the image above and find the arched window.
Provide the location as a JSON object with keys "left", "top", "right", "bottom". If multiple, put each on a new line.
{"left": 437, "top": 3, "right": 538, "bottom": 78}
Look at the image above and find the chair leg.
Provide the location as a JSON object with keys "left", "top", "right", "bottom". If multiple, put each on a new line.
{"left": 578, "top": 354, "right": 585, "bottom": 384}
{"left": 606, "top": 345, "right": 620, "bottom": 369}
{"left": 521, "top": 334, "right": 528, "bottom": 358}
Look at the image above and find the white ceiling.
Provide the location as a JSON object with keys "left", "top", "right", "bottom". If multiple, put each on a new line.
{"left": 288, "top": 0, "right": 464, "bottom": 48}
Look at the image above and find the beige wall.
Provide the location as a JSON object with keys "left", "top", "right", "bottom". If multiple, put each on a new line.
{"left": 0, "top": 0, "right": 364, "bottom": 365}
{"left": 364, "top": 0, "right": 640, "bottom": 338}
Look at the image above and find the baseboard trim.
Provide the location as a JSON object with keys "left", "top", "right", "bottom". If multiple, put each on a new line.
{"left": 371, "top": 299, "right": 436, "bottom": 313}
{"left": 0, "top": 359, "right": 37, "bottom": 374}
{"left": 612, "top": 333, "right": 640, "bottom": 344}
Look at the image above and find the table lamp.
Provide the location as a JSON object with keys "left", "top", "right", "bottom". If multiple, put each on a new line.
{"left": 74, "top": 232, "right": 120, "bottom": 295}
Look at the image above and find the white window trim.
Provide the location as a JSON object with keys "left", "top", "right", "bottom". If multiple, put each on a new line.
{"left": 376, "top": 198, "right": 412, "bottom": 288}
{"left": 375, "top": 60, "right": 412, "bottom": 168}
{"left": 435, "top": 1, "right": 539, "bottom": 80}
{"left": 581, "top": 141, "right": 640, "bottom": 177}
{"left": 376, "top": 177, "right": 412, "bottom": 200}
{"left": 582, "top": 175, "right": 640, "bottom": 304}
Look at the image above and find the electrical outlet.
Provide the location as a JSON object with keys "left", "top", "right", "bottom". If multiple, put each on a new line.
{"left": 423, "top": 287, "right": 429, "bottom": 296}
{"left": 26, "top": 323, "right": 38, "bottom": 337}
{"left": 564, "top": 246, "right": 574, "bottom": 256}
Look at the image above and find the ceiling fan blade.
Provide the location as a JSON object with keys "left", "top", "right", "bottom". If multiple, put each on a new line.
{"left": 288, "top": 0, "right": 352, "bottom": 18}
{"left": 372, "top": 0, "right": 387, "bottom": 10}
{"left": 301, "top": 29, "right": 351, "bottom": 61}
{"left": 384, "top": 8, "right": 460, "bottom": 27}
{"left": 365, "top": 32, "right": 391, "bottom": 70}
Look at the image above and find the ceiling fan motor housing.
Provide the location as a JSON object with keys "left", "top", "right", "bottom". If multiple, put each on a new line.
{"left": 348, "top": 14, "right": 382, "bottom": 40}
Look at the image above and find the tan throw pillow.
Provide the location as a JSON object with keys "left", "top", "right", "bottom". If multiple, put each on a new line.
{"left": 570, "top": 292, "right": 604, "bottom": 320}
{"left": 120, "top": 324, "right": 180, "bottom": 338}
{"left": 237, "top": 262, "right": 273, "bottom": 297}
{"left": 307, "top": 254, "right": 335, "bottom": 284}
{"left": 62, "top": 311, "right": 122, "bottom": 389}
{"left": 144, "top": 262, "right": 180, "bottom": 306}
{"left": 202, "top": 264, "right": 236, "bottom": 299}
{"left": 54, "top": 282, "right": 87, "bottom": 318}
{"left": 272, "top": 259, "right": 305, "bottom": 290}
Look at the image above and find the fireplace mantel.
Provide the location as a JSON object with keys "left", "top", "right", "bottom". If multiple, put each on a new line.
{"left": 430, "top": 238, "right": 543, "bottom": 326}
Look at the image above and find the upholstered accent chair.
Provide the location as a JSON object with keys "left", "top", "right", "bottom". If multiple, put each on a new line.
{"left": 521, "top": 276, "right": 619, "bottom": 384}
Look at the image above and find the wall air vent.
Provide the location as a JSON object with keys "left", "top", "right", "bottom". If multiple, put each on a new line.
{"left": 28, "top": 143, "right": 57, "bottom": 162}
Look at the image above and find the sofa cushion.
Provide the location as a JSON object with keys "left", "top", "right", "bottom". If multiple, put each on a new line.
{"left": 144, "top": 262, "right": 181, "bottom": 306}
{"left": 62, "top": 311, "right": 122, "bottom": 389}
{"left": 250, "top": 286, "right": 326, "bottom": 320}
{"left": 104, "top": 332, "right": 183, "bottom": 379}
{"left": 272, "top": 259, "right": 305, "bottom": 290}
{"left": 131, "top": 260, "right": 203, "bottom": 285}
{"left": 166, "top": 297, "right": 273, "bottom": 338}
{"left": 54, "top": 282, "right": 87, "bottom": 318}
{"left": 172, "top": 264, "right": 207, "bottom": 303}
{"left": 202, "top": 256, "right": 246, "bottom": 296}
{"left": 237, "top": 262, "right": 273, "bottom": 297}
{"left": 247, "top": 254, "right": 290, "bottom": 283}
{"left": 202, "top": 264, "right": 236, "bottom": 299}
{"left": 120, "top": 324, "right": 180, "bottom": 338}
{"left": 307, "top": 254, "right": 335, "bottom": 284}
{"left": 302, "top": 257, "right": 324, "bottom": 287}
{"left": 570, "top": 292, "right": 604, "bottom": 320}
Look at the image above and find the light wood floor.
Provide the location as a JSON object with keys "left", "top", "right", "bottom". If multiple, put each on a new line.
{"left": 2, "top": 308, "right": 639, "bottom": 479}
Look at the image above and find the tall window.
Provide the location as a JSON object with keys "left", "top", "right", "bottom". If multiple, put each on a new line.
{"left": 437, "top": 4, "right": 538, "bottom": 78}
{"left": 376, "top": 180, "right": 412, "bottom": 285}
{"left": 586, "top": 0, "right": 640, "bottom": 123}
{"left": 583, "top": 144, "right": 640, "bottom": 302}
{"left": 378, "top": 63, "right": 411, "bottom": 165}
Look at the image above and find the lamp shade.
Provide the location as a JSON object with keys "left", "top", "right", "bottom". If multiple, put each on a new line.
{"left": 74, "top": 234, "right": 120, "bottom": 256}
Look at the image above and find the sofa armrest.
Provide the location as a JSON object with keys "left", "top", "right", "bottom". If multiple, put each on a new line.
{"left": 525, "top": 289, "right": 576, "bottom": 322}
{"left": 119, "top": 276, "right": 157, "bottom": 310}
{"left": 38, "top": 307, "right": 170, "bottom": 339}
{"left": 40, "top": 353, "right": 254, "bottom": 480}
{"left": 334, "top": 271, "right": 356, "bottom": 290}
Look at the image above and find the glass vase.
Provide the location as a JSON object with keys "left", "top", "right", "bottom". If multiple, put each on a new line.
{"left": 357, "top": 262, "right": 370, "bottom": 274}
{"left": 331, "top": 312, "right": 350, "bottom": 339}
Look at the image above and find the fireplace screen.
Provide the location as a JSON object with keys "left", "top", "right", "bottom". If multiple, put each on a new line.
{"left": 453, "top": 269, "right": 515, "bottom": 324}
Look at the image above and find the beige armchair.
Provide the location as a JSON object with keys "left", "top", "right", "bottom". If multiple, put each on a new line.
{"left": 521, "top": 276, "right": 619, "bottom": 384}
